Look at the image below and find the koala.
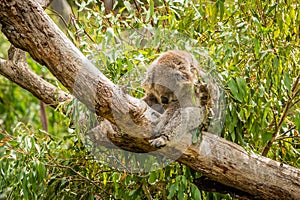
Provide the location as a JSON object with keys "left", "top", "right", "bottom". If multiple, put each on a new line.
{"left": 142, "top": 50, "right": 212, "bottom": 148}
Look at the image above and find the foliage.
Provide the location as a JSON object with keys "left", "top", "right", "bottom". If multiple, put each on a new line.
{"left": 1, "top": 123, "right": 222, "bottom": 199}
{"left": 0, "top": 0, "right": 299, "bottom": 199}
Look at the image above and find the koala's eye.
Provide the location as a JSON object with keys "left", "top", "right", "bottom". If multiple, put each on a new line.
{"left": 161, "top": 96, "right": 169, "bottom": 104}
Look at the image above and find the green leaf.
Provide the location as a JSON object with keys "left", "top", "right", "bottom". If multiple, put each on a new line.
{"left": 191, "top": 184, "right": 201, "bottom": 200}
{"left": 146, "top": 0, "right": 154, "bottom": 22}
{"left": 148, "top": 172, "right": 157, "bottom": 185}
{"left": 8, "top": 140, "right": 19, "bottom": 148}
{"left": 103, "top": 172, "right": 107, "bottom": 186}
{"left": 230, "top": 128, "right": 236, "bottom": 141}
{"left": 112, "top": 172, "right": 121, "bottom": 183}
{"left": 295, "top": 111, "right": 300, "bottom": 132}
{"left": 283, "top": 72, "right": 291, "bottom": 92}
{"left": 123, "top": 1, "right": 132, "bottom": 12}
{"left": 262, "top": 132, "right": 273, "bottom": 144}
{"left": 22, "top": 177, "right": 29, "bottom": 199}
{"left": 252, "top": 16, "right": 262, "bottom": 29}
{"left": 217, "top": 0, "right": 225, "bottom": 20}
{"left": 167, "top": 183, "right": 176, "bottom": 199}
{"left": 177, "top": 183, "right": 184, "bottom": 200}
{"left": 129, "top": 189, "right": 137, "bottom": 196}
{"left": 228, "top": 78, "right": 243, "bottom": 102}
{"left": 149, "top": 0, "right": 154, "bottom": 16}
{"left": 273, "top": 57, "right": 279, "bottom": 70}
{"left": 254, "top": 36, "right": 260, "bottom": 56}
{"left": 181, "top": 176, "right": 187, "bottom": 187}
{"left": 236, "top": 77, "right": 247, "bottom": 99}
{"left": 259, "top": 84, "right": 265, "bottom": 97}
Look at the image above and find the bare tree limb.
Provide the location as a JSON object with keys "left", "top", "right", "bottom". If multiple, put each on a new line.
{"left": 0, "top": 0, "right": 299, "bottom": 199}
{"left": 103, "top": 0, "right": 115, "bottom": 14}
{"left": 0, "top": 0, "right": 157, "bottom": 139}
{"left": 0, "top": 46, "right": 72, "bottom": 108}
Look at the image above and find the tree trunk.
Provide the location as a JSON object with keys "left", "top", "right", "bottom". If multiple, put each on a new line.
{"left": 0, "top": 0, "right": 299, "bottom": 199}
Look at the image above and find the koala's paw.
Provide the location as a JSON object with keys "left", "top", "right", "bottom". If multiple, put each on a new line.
{"left": 149, "top": 137, "right": 167, "bottom": 148}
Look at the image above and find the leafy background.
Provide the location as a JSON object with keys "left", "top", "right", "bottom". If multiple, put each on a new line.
{"left": 0, "top": 0, "right": 299, "bottom": 199}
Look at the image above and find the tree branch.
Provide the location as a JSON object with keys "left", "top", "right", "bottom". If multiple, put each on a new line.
{"left": 0, "top": 0, "right": 157, "bottom": 139}
{"left": 0, "top": 46, "right": 72, "bottom": 108}
{"left": 262, "top": 74, "right": 300, "bottom": 156}
{"left": 0, "top": 0, "right": 299, "bottom": 199}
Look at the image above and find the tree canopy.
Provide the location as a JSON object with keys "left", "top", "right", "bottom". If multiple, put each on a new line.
{"left": 0, "top": 0, "right": 299, "bottom": 199}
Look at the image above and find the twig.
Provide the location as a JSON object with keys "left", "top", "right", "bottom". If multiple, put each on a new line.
{"left": 46, "top": 8, "right": 69, "bottom": 29}
{"left": 262, "top": 75, "right": 300, "bottom": 156}
{"left": 275, "top": 126, "right": 296, "bottom": 140}
{"left": 44, "top": 162, "right": 111, "bottom": 196}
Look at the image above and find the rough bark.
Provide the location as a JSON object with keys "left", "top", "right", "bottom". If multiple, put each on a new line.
{"left": 0, "top": 0, "right": 157, "bottom": 139}
{"left": 0, "top": 0, "right": 299, "bottom": 199}
{"left": 0, "top": 46, "right": 72, "bottom": 108}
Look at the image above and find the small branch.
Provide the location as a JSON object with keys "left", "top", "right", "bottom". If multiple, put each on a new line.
{"left": 262, "top": 75, "right": 300, "bottom": 156}
{"left": 275, "top": 126, "right": 296, "bottom": 140}
{"left": 142, "top": 183, "right": 153, "bottom": 200}
{"left": 39, "top": 101, "right": 48, "bottom": 131}
{"left": 46, "top": 8, "right": 69, "bottom": 29}
{"left": 44, "top": 162, "right": 110, "bottom": 195}
{"left": 133, "top": 0, "right": 140, "bottom": 12}
{"left": 103, "top": 0, "right": 114, "bottom": 14}
{"left": 0, "top": 46, "right": 72, "bottom": 109}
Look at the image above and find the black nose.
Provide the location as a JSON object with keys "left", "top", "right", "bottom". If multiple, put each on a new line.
{"left": 161, "top": 96, "right": 169, "bottom": 104}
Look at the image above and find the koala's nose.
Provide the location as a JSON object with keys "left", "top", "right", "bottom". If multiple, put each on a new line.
{"left": 161, "top": 96, "right": 169, "bottom": 104}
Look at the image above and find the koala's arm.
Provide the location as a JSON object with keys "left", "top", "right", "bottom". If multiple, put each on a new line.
{"left": 150, "top": 103, "right": 205, "bottom": 148}
{"left": 149, "top": 115, "right": 180, "bottom": 148}
{"left": 150, "top": 101, "right": 180, "bottom": 147}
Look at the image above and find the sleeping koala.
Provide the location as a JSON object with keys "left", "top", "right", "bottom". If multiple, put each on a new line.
{"left": 142, "top": 50, "right": 212, "bottom": 148}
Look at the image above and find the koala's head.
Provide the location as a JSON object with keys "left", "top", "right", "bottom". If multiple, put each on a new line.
{"left": 142, "top": 51, "right": 197, "bottom": 108}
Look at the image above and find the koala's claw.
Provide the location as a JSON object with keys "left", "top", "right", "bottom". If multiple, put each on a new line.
{"left": 149, "top": 137, "right": 167, "bottom": 148}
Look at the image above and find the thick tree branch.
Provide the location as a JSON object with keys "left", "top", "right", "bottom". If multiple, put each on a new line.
{"left": 0, "top": 46, "right": 72, "bottom": 108}
{"left": 0, "top": 0, "right": 299, "bottom": 199}
{"left": 0, "top": 48, "right": 252, "bottom": 196}
{"left": 0, "top": 0, "right": 157, "bottom": 138}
